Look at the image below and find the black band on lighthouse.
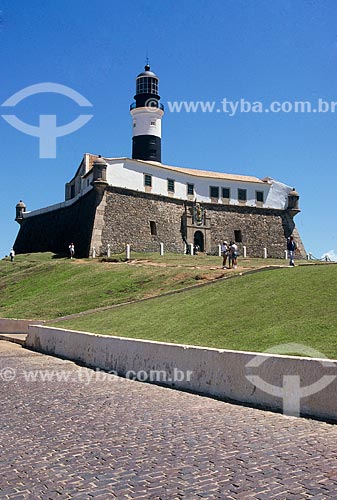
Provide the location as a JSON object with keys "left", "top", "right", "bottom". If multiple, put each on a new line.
{"left": 132, "top": 135, "right": 161, "bottom": 163}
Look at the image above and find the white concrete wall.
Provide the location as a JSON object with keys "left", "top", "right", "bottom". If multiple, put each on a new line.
{"left": 267, "top": 179, "right": 292, "bottom": 210}
{"left": 104, "top": 159, "right": 292, "bottom": 209}
{"left": 23, "top": 183, "right": 93, "bottom": 219}
{"left": 24, "top": 158, "right": 292, "bottom": 219}
{"left": 26, "top": 325, "right": 337, "bottom": 421}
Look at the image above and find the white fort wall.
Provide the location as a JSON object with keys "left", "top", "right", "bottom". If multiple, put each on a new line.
{"left": 26, "top": 325, "right": 337, "bottom": 422}
{"left": 21, "top": 158, "right": 294, "bottom": 219}
{"left": 104, "top": 159, "right": 292, "bottom": 209}
{"left": 22, "top": 182, "right": 94, "bottom": 219}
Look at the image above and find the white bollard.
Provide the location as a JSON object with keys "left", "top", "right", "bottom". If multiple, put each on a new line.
{"left": 92, "top": 247, "right": 96, "bottom": 259}
{"left": 243, "top": 245, "right": 247, "bottom": 258}
{"left": 285, "top": 250, "right": 288, "bottom": 260}
{"left": 184, "top": 243, "right": 187, "bottom": 255}
{"left": 126, "top": 244, "right": 131, "bottom": 260}
{"left": 160, "top": 242, "right": 164, "bottom": 256}
{"left": 263, "top": 247, "right": 267, "bottom": 259}
{"left": 218, "top": 244, "right": 222, "bottom": 257}
{"left": 190, "top": 243, "right": 194, "bottom": 256}
{"left": 107, "top": 244, "right": 111, "bottom": 258}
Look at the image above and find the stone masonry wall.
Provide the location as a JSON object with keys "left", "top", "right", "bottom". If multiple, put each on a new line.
{"left": 13, "top": 186, "right": 305, "bottom": 259}
{"left": 100, "top": 187, "right": 305, "bottom": 258}
{"left": 206, "top": 203, "right": 305, "bottom": 258}
{"left": 101, "top": 187, "right": 186, "bottom": 254}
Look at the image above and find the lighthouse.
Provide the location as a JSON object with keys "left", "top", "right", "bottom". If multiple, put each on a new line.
{"left": 130, "top": 64, "right": 164, "bottom": 162}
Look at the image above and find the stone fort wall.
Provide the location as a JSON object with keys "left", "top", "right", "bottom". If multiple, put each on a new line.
{"left": 100, "top": 187, "right": 186, "bottom": 254}
{"left": 14, "top": 185, "right": 305, "bottom": 258}
{"left": 100, "top": 187, "right": 305, "bottom": 258}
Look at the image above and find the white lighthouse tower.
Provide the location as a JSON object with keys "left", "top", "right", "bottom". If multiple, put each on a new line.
{"left": 130, "top": 64, "right": 164, "bottom": 163}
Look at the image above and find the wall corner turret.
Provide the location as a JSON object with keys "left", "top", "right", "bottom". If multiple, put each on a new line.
{"left": 15, "top": 200, "right": 26, "bottom": 224}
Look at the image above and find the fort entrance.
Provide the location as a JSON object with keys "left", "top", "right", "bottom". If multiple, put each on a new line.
{"left": 194, "top": 230, "right": 204, "bottom": 252}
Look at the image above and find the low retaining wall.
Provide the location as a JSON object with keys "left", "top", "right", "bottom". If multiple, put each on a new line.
{"left": 0, "top": 318, "right": 45, "bottom": 334}
{"left": 26, "top": 325, "right": 337, "bottom": 421}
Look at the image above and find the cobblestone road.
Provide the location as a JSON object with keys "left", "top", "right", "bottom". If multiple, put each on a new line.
{"left": 1, "top": 341, "right": 337, "bottom": 500}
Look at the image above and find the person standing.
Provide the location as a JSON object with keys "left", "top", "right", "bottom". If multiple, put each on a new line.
{"left": 221, "top": 241, "right": 229, "bottom": 269}
{"left": 69, "top": 243, "right": 75, "bottom": 259}
{"left": 9, "top": 248, "right": 15, "bottom": 262}
{"left": 230, "top": 241, "right": 238, "bottom": 269}
{"left": 287, "top": 235, "right": 296, "bottom": 266}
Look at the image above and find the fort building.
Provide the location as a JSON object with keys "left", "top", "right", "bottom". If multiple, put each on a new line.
{"left": 13, "top": 65, "right": 305, "bottom": 258}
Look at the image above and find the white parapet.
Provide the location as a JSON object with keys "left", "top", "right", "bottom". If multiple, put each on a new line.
{"left": 26, "top": 325, "right": 337, "bottom": 422}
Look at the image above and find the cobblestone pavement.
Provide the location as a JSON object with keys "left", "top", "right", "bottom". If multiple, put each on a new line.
{"left": 1, "top": 341, "right": 337, "bottom": 500}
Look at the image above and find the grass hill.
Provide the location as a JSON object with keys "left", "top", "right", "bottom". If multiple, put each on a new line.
{"left": 0, "top": 252, "right": 291, "bottom": 320}
{"left": 1, "top": 253, "right": 336, "bottom": 358}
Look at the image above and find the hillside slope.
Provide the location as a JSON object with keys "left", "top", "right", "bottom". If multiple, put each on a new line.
{"left": 0, "top": 252, "right": 277, "bottom": 320}
{"left": 54, "top": 264, "right": 337, "bottom": 358}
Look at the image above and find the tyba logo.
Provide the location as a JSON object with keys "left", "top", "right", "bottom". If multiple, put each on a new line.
{"left": 1, "top": 83, "right": 93, "bottom": 158}
{"left": 245, "top": 343, "right": 336, "bottom": 417}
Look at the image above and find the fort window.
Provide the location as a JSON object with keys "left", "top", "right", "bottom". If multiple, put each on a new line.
{"left": 222, "top": 187, "right": 230, "bottom": 199}
{"left": 167, "top": 179, "right": 175, "bottom": 192}
{"left": 238, "top": 188, "right": 247, "bottom": 202}
{"left": 234, "top": 230, "right": 242, "bottom": 242}
{"left": 256, "top": 191, "right": 264, "bottom": 203}
{"left": 187, "top": 183, "right": 194, "bottom": 196}
{"left": 210, "top": 186, "right": 219, "bottom": 199}
{"left": 150, "top": 221, "right": 157, "bottom": 235}
{"left": 70, "top": 185, "right": 75, "bottom": 198}
{"left": 144, "top": 174, "right": 152, "bottom": 187}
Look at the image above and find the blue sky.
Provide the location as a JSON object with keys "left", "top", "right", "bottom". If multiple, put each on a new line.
{"left": 0, "top": 0, "right": 336, "bottom": 259}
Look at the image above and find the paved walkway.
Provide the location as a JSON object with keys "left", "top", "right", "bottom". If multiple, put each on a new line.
{"left": 1, "top": 341, "right": 337, "bottom": 500}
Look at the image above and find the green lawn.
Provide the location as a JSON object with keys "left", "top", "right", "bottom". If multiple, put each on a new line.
{"left": 1, "top": 252, "right": 281, "bottom": 319}
{"left": 2, "top": 252, "right": 334, "bottom": 359}
{"left": 53, "top": 264, "right": 337, "bottom": 359}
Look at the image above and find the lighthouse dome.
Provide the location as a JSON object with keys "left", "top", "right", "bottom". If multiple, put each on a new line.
{"left": 137, "top": 64, "right": 158, "bottom": 79}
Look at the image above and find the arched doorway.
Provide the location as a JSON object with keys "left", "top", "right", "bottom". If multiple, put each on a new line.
{"left": 194, "top": 231, "right": 204, "bottom": 252}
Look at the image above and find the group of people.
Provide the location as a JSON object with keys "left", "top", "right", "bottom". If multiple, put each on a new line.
{"left": 221, "top": 235, "right": 298, "bottom": 268}
{"left": 221, "top": 240, "right": 238, "bottom": 269}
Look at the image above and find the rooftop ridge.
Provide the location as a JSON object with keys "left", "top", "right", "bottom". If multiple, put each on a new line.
{"left": 85, "top": 154, "right": 267, "bottom": 184}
